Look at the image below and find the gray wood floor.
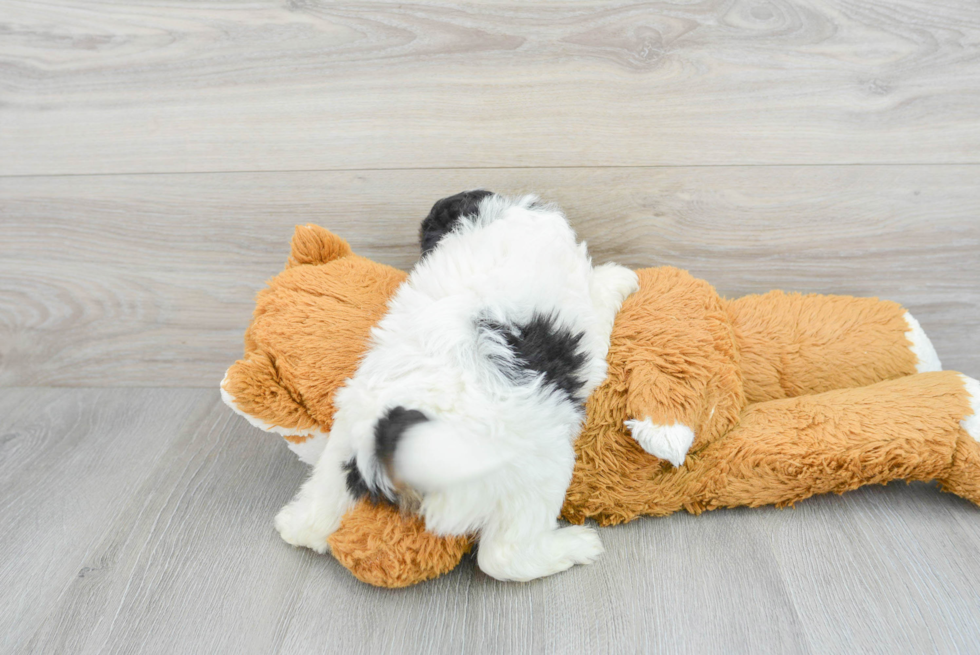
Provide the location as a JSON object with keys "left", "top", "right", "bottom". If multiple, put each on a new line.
{"left": 2, "top": 0, "right": 979, "bottom": 653}
{"left": 4, "top": 388, "right": 980, "bottom": 654}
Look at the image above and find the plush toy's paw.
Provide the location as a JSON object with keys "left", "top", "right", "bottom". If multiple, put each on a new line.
{"left": 904, "top": 312, "right": 943, "bottom": 373}
{"left": 625, "top": 418, "right": 695, "bottom": 467}
{"left": 274, "top": 497, "right": 342, "bottom": 554}
{"left": 961, "top": 374, "right": 980, "bottom": 441}
{"left": 477, "top": 526, "right": 604, "bottom": 582}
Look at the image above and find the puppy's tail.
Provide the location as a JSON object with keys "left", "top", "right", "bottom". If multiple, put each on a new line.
{"left": 378, "top": 409, "right": 513, "bottom": 493}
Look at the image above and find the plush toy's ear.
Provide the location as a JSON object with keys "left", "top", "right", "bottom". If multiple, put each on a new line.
{"left": 286, "top": 224, "right": 353, "bottom": 268}
{"left": 328, "top": 500, "right": 472, "bottom": 588}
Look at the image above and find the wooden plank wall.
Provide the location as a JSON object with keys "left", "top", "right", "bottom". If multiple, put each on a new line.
{"left": 4, "top": 0, "right": 980, "bottom": 174}
{"left": 1, "top": 0, "right": 978, "bottom": 386}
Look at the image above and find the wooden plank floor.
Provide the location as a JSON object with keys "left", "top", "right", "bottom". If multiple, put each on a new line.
{"left": 2, "top": 388, "right": 979, "bottom": 655}
{"left": 2, "top": 0, "right": 979, "bottom": 652}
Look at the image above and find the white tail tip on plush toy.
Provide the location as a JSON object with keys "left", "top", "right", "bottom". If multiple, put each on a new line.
{"left": 625, "top": 419, "right": 695, "bottom": 467}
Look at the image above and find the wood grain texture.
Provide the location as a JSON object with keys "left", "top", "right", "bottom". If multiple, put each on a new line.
{"left": 2, "top": 165, "right": 977, "bottom": 387}
{"left": 2, "top": 0, "right": 980, "bottom": 175}
{"left": 4, "top": 0, "right": 979, "bottom": 651}
{"left": 4, "top": 388, "right": 980, "bottom": 654}
{"left": 0, "top": 387, "right": 215, "bottom": 654}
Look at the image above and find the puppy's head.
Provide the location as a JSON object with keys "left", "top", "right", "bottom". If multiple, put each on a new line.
{"left": 419, "top": 190, "right": 495, "bottom": 256}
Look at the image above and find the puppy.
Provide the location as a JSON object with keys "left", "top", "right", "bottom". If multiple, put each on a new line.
{"left": 274, "top": 191, "right": 639, "bottom": 581}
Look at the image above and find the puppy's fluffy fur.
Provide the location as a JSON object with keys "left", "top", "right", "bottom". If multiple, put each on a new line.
{"left": 275, "top": 192, "right": 638, "bottom": 581}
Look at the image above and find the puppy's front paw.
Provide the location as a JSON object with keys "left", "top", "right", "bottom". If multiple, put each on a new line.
{"left": 477, "top": 526, "right": 605, "bottom": 582}
{"left": 551, "top": 525, "right": 605, "bottom": 566}
{"left": 274, "top": 498, "right": 339, "bottom": 554}
{"left": 592, "top": 263, "right": 640, "bottom": 305}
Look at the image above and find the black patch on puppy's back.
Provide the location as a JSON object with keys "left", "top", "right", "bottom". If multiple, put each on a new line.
{"left": 479, "top": 313, "right": 588, "bottom": 402}
{"left": 419, "top": 189, "right": 494, "bottom": 256}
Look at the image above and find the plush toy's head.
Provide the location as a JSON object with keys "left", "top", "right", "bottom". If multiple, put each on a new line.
{"left": 222, "top": 225, "right": 470, "bottom": 586}
{"left": 221, "top": 225, "right": 406, "bottom": 459}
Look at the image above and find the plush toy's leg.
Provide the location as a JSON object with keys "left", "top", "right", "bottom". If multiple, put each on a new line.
{"left": 327, "top": 501, "right": 472, "bottom": 588}
{"left": 726, "top": 291, "right": 940, "bottom": 404}
{"left": 940, "top": 375, "right": 980, "bottom": 504}
{"left": 274, "top": 430, "right": 356, "bottom": 554}
{"left": 614, "top": 268, "right": 746, "bottom": 468}
{"left": 692, "top": 371, "right": 979, "bottom": 511}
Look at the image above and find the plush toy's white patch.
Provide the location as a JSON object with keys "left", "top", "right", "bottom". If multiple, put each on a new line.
{"left": 960, "top": 375, "right": 980, "bottom": 442}
{"left": 220, "top": 370, "right": 328, "bottom": 465}
{"left": 625, "top": 419, "right": 695, "bottom": 467}
{"left": 904, "top": 312, "right": 942, "bottom": 373}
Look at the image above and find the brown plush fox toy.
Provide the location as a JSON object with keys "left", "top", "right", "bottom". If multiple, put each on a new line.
{"left": 222, "top": 224, "right": 980, "bottom": 588}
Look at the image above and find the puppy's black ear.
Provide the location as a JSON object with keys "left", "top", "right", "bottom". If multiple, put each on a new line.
{"left": 419, "top": 189, "right": 494, "bottom": 256}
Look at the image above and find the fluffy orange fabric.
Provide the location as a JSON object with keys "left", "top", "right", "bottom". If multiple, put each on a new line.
{"left": 223, "top": 226, "right": 407, "bottom": 437}
{"left": 329, "top": 502, "right": 472, "bottom": 588}
{"left": 224, "top": 225, "right": 979, "bottom": 588}
{"left": 728, "top": 291, "right": 918, "bottom": 403}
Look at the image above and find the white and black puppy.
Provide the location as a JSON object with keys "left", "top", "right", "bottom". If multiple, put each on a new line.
{"left": 274, "top": 191, "right": 638, "bottom": 581}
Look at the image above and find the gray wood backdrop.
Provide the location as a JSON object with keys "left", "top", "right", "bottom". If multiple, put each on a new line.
{"left": 1, "top": 1, "right": 979, "bottom": 653}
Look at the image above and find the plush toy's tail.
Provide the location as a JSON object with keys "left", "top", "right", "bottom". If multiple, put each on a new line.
{"left": 692, "top": 371, "right": 980, "bottom": 510}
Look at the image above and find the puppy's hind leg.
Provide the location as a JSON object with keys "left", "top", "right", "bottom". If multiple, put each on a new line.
{"left": 474, "top": 458, "right": 604, "bottom": 582}
{"left": 275, "top": 433, "right": 356, "bottom": 554}
{"left": 477, "top": 512, "right": 604, "bottom": 582}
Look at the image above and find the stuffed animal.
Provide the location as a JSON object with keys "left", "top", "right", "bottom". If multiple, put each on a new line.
{"left": 222, "top": 224, "right": 980, "bottom": 587}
